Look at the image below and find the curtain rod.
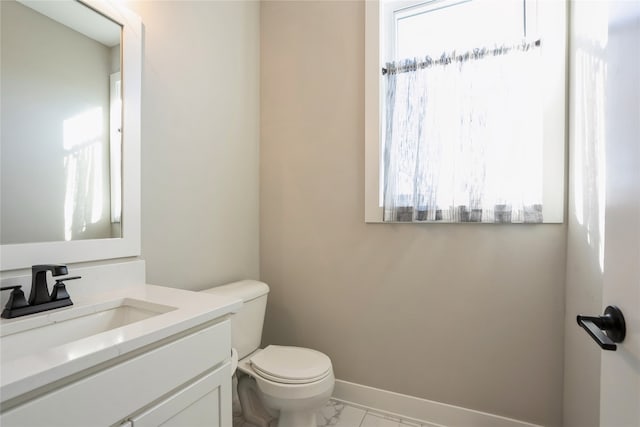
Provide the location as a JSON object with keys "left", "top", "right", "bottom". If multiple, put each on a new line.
{"left": 381, "top": 39, "right": 541, "bottom": 76}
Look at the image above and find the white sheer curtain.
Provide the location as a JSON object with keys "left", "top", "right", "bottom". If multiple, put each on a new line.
{"left": 382, "top": 43, "right": 543, "bottom": 223}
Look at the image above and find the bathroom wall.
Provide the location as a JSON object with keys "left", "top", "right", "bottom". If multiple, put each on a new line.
{"left": 110, "top": 45, "right": 121, "bottom": 74}
{"left": 259, "top": 2, "right": 567, "bottom": 426}
{"left": 125, "top": 1, "right": 261, "bottom": 289}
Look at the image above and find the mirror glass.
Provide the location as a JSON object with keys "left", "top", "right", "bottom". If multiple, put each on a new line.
{"left": 1, "top": 0, "right": 122, "bottom": 244}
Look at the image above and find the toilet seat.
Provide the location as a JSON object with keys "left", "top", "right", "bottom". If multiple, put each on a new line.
{"left": 249, "top": 345, "right": 332, "bottom": 384}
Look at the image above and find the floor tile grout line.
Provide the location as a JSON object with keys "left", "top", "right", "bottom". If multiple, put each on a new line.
{"left": 358, "top": 410, "right": 368, "bottom": 427}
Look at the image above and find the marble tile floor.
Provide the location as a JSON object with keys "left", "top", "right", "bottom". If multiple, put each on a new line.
{"left": 233, "top": 398, "right": 441, "bottom": 427}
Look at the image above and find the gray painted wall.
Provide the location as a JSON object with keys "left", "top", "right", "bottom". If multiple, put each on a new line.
{"left": 125, "top": 0, "right": 261, "bottom": 289}
{"left": 259, "top": 2, "right": 566, "bottom": 426}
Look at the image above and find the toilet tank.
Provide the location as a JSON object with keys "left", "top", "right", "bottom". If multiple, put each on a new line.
{"left": 201, "top": 280, "right": 269, "bottom": 359}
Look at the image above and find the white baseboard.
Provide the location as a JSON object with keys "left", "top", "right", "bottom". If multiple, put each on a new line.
{"left": 333, "top": 379, "right": 543, "bottom": 427}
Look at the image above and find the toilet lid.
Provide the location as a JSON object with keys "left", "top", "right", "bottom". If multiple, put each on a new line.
{"left": 249, "top": 345, "right": 332, "bottom": 384}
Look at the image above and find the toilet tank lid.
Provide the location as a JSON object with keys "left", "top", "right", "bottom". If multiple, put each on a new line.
{"left": 201, "top": 280, "right": 269, "bottom": 302}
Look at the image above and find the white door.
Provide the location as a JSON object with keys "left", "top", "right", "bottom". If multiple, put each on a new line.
{"left": 599, "top": 2, "right": 640, "bottom": 426}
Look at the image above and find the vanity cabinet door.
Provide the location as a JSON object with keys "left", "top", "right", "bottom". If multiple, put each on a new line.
{"left": 128, "top": 362, "right": 232, "bottom": 427}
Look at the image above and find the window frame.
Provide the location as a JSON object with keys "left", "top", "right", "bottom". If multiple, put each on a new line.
{"left": 364, "top": 0, "right": 568, "bottom": 223}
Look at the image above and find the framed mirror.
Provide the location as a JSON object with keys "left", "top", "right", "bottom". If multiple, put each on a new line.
{"left": 0, "top": 0, "right": 141, "bottom": 271}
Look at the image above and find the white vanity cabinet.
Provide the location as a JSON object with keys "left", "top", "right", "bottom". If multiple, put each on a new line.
{"left": 0, "top": 318, "right": 232, "bottom": 427}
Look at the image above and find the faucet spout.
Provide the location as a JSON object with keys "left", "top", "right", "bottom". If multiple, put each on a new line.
{"left": 29, "top": 265, "right": 68, "bottom": 305}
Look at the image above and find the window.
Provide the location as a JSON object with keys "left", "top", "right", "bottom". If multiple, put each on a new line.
{"left": 385, "top": 0, "right": 532, "bottom": 60}
{"left": 365, "top": 0, "right": 567, "bottom": 223}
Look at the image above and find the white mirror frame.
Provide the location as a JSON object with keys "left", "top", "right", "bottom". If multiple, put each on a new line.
{"left": 0, "top": 0, "right": 142, "bottom": 271}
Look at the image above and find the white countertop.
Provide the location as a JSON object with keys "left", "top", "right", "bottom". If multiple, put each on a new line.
{"left": 0, "top": 284, "right": 242, "bottom": 402}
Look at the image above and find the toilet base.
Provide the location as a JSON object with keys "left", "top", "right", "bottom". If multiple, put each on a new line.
{"left": 259, "top": 379, "right": 333, "bottom": 427}
{"left": 237, "top": 375, "right": 276, "bottom": 427}
{"left": 236, "top": 373, "right": 330, "bottom": 427}
{"left": 276, "top": 410, "right": 317, "bottom": 427}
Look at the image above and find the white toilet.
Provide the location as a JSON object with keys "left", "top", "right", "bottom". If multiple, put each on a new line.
{"left": 202, "top": 280, "right": 334, "bottom": 427}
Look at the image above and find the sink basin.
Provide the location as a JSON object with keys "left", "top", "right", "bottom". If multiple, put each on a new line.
{"left": 0, "top": 298, "right": 176, "bottom": 362}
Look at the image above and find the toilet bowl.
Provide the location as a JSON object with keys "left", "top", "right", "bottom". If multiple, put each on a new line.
{"left": 202, "top": 281, "right": 334, "bottom": 427}
{"left": 238, "top": 346, "right": 334, "bottom": 427}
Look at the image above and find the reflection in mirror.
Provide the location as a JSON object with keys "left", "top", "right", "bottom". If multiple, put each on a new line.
{"left": 1, "top": 0, "right": 122, "bottom": 244}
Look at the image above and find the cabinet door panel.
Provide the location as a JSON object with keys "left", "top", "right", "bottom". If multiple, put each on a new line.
{"left": 131, "top": 362, "right": 231, "bottom": 427}
{"left": 161, "top": 388, "right": 219, "bottom": 427}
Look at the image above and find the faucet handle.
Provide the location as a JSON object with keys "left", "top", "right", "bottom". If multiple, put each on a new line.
{"left": 1, "top": 286, "right": 30, "bottom": 318}
{"left": 51, "top": 276, "right": 81, "bottom": 301}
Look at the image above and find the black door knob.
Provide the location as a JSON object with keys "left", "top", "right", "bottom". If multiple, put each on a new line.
{"left": 577, "top": 306, "right": 626, "bottom": 351}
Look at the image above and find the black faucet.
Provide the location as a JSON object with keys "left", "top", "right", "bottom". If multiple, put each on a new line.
{"left": 0, "top": 265, "right": 81, "bottom": 319}
{"left": 29, "top": 265, "right": 69, "bottom": 305}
